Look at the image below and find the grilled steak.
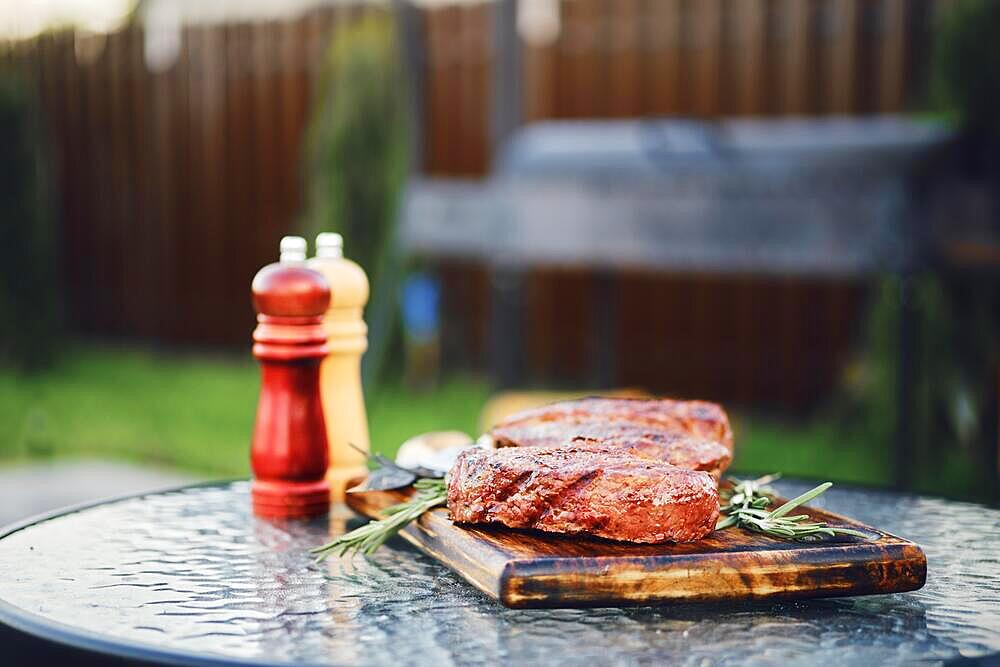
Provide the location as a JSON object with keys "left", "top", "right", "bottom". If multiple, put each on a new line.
{"left": 447, "top": 444, "right": 720, "bottom": 544}
{"left": 489, "top": 397, "right": 734, "bottom": 477}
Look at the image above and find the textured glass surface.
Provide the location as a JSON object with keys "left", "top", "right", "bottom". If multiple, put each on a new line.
{"left": 0, "top": 481, "right": 998, "bottom": 666}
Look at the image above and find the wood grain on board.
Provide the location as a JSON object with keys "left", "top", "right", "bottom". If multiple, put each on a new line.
{"left": 346, "top": 484, "right": 926, "bottom": 609}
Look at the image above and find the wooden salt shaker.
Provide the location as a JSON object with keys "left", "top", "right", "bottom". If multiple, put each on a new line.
{"left": 250, "top": 236, "right": 331, "bottom": 519}
{"left": 307, "top": 233, "right": 371, "bottom": 501}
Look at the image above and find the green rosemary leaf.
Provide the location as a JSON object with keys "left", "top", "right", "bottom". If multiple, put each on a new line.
{"left": 717, "top": 475, "right": 871, "bottom": 543}
{"left": 768, "top": 482, "right": 833, "bottom": 519}
{"left": 312, "top": 478, "right": 448, "bottom": 561}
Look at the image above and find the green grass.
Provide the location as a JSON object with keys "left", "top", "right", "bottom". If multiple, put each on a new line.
{"left": 0, "top": 343, "right": 889, "bottom": 488}
{"left": 731, "top": 417, "right": 890, "bottom": 487}
{"left": 0, "top": 345, "right": 259, "bottom": 476}
{"left": 0, "top": 344, "right": 492, "bottom": 477}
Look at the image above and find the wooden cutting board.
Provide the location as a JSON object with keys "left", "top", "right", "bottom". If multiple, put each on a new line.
{"left": 345, "top": 487, "right": 926, "bottom": 609}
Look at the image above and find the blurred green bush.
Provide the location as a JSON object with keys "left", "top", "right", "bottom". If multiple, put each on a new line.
{"left": 0, "top": 66, "right": 60, "bottom": 371}
{"left": 841, "top": 276, "right": 998, "bottom": 501}
{"left": 300, "top": 10, "right": 411, "bottom": 392}
{"left": 932, "top": 0, "right": 1000, "bottom": 135}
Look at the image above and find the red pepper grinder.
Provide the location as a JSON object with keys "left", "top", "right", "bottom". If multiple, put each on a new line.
{"left": 250, "top": 236, "right": 331, "bottom": 519}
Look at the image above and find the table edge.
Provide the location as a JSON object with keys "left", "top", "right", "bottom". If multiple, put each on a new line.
{"left": 0, "top": 596, "right": 309, "bottom": 667}
{"left": 0, "top": 479, "right": 244, "bottom": 541}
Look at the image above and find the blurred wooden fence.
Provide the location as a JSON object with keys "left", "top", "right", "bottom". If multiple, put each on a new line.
{"left": 1, "top": 0, "right": 949, "bottom": 404}
{"left": 431, "top": 0, "right": 942, "bottom": 173}
{"left": 3, "top": 9, "right": 359, "bottom": 344}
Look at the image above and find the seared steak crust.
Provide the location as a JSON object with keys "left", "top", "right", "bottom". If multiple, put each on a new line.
{"left": 489, "top": 398, "right": 733, "bottom": 477}
{"left": 491, "top": 397, "right": 734, "bottom": 453}
{"left": 447, "top": 445, "right": 720, "bottom": 544}
{"left": 493, "top": 422, "right": 731, "bottom": 478}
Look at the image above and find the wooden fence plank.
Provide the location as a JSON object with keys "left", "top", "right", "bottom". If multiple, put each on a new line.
{"left": 200, "top": 24, "right": 230, "bottom": 342}
{"left": 554, "top": 0, "right": 581, "bottom": 118}
{"left": 57, "top": 33, "right": 84, "bottom": 330}
{"left": 277, "top": 16, "right": 304, "bottom": 245}
{"left": 422, "top": 7, "right": 442, "bottom": 172}
{"left": 224, "top": 21, "right": 255, "bottom": 340}
{"left": 106, "top": 28, "right": 130, "bottom": 335}
{"left": 78, "top": 34, "right": 109, "bottom": 333}
{"left": 728, "top": 0, "right": 767, "bottom": 116}
{"left": 123, "top": 26, "right": 146, "bottom": 337}
{"left": 902, "top": 0, "right": 935, "bottom": 109}
{"left": 62, "top": 35, "right": 89, "bottom": 332}
{"left": 521, "top": 0, "right": 557, "bottom": 123}
{"left": 643, "top": 0, "right": 682, "bottom": 116}
{"left": 424, "top": 6, "right": 460, "bottom": 174}
{"left": 147, "top": 24, "right": 176, "bottom": 340}
{"left": 687, "top": 0, "right": 722, "bottom": 116}
{"left": 99, "top": 31, "right": 121, "bottom": 334}
{"left": 878, "top": 0, "right": 906, "bottom": 112}
{"left": 459, "top": 3, "right": 491, "bottom": 175}
{"left": 607, "top": 0, "right": 642, "bottom": 117}
{"left": 163, "top": 26, "right": 190, "bottom": 341}
{"left": 855, "top": 0, "right": 880, "bottom": 114}
{"left": 777, "top": 0, "right": 812, "bottom": 115}
{"left": 249, "top": 21, "right": 281, "bottom": 284}
{"left": 826, "top": 0, "right": 860, "bottom": 113}
{"left": 35, "top": 35, "right": 70, "bottom": 327}
{"left": 559, "top": 0, "right": 607, "bottom": 118}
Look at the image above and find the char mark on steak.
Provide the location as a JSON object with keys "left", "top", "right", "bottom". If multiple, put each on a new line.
{"left": 489, "top": 397, "right": 734, "bottom": 477}
{"left": 447, "top": 445, "right": 720, "bottom": 544}
{"left": 491, "top": 397, "right": 733, "bottom": 451}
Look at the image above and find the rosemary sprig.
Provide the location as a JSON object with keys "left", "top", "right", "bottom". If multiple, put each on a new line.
{"left": 312, "top": 478, "right": 448, "bottom": 560}
{"left": 314, "top": 469, "right": 870, "bottom": 560}
{"left": 716, "top": 474, "right": 871, "bottom": 541}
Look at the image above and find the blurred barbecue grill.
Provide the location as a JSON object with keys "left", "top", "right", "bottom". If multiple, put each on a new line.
{"left": 407, "top": 117, "right": 948, "bottom": 275}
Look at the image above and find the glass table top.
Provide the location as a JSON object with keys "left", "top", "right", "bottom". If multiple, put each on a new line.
{"left": 0, "top": 480, "right": 998, "bottom": 666}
